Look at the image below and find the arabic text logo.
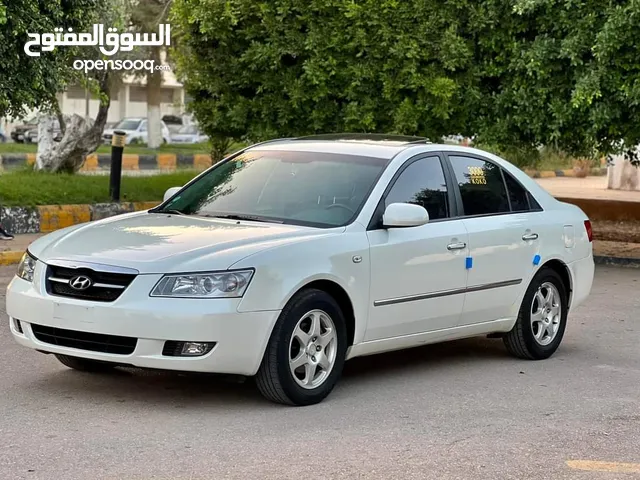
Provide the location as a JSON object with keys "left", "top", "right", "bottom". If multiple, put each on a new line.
{"left": 24, "top": 24, "right": 171, "bottom": 57}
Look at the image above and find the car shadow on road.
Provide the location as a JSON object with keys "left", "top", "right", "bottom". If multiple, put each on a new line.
{"left": 343, "top": 336, "right": 510, "bottom": 380}
{"left": 24, "top": 336, "right": 519, "bottom": 408}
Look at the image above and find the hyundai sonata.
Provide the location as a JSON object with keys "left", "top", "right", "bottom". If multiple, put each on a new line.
{"left": 6, "top": 134, "right": 594, "bottom": 405}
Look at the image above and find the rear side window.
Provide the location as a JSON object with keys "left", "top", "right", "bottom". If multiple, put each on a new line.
{"left": 503, "top": 170, "right": 530, "bottom": 212}
{"left": 449, "top": 156, "right": 509, "bottom": 216}
{"left": 385, "top": 156, "right": 449, "bottom": 220}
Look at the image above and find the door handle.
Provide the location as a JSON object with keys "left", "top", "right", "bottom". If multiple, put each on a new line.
{"left": 522, "top": 233, "right": 539, "bottom": 241}
{"left": 447, "top": 242, "right": 467, "bottom": 251}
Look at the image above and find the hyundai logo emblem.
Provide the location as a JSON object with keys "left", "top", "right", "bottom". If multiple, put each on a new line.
{"left": 69, "top": 275, "right": 93, "bottom": 291}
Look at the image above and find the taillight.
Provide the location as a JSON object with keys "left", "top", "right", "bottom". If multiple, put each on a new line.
{"left": 584, "top": 220, "right": 593, "bottom": 242}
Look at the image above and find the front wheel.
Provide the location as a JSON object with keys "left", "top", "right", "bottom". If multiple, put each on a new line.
{"left": 256, "top": 289, "right": 348, "bottom": 406}
{"left": 55, "top": 354, "right": 116, "bottom": 373}
{"left": 503, "top": 267, "right": 568, "bottom": 360}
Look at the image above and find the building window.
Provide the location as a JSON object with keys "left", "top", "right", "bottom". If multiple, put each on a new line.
{"left": 130, "top": 86, "right": 147, "bottom": 102}
{"left": 160, "top": 88, "right": 175, "bottom": 104}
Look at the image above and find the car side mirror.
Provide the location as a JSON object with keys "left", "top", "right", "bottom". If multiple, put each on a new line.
{"left": 382, "top": 203, "right": 429, "bottom": 228}
{"left": 163, "top": 186, "right": 182, "bottom": 203}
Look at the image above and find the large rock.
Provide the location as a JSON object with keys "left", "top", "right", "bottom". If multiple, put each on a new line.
{"left": 607, "top": 155, "right": 640, "bottom": 191}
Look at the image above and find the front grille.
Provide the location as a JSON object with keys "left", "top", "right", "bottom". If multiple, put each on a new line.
{"left": 31, "top": 324, "right": 137, "bottom": 355}
{"left": 46, "top": 264, "right": 136, "bottom": 302}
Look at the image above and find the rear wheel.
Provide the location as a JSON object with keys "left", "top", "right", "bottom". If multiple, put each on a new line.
{"left": 256, "top": 289, "right": 348, "bottom": 406}
{"left": 503, "top": 267, "right": 568, "bottom": 360}
{"left": 55, "top": 354, "right": 116, "bottom": 373}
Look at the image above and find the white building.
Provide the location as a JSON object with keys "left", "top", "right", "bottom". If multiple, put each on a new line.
{"left": 61, "top": 69, "right": 186, "bottom": 124}
{"left": 2, "top": 68, "right": 187, "bottom": 137}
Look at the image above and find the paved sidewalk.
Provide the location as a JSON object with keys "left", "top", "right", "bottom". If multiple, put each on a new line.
{"left": 535, "top": 176, "right": 640, "bottom": 202}
{"left": 0, "top": 234, "right": 41, "bottom": 264}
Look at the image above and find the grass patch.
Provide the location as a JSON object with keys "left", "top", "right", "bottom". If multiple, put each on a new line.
{"left": 536, "top": 147, "right": 574, "bottom": 171}
{"left": 0, "top": 142, "right": 212, "bottom": 155}
{"left": 0, "top": 170, "right": 199, "bottom": 206}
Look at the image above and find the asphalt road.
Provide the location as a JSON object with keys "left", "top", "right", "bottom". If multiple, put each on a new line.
{"left": 1, "top": 265, "right": 639, "bottom": 480}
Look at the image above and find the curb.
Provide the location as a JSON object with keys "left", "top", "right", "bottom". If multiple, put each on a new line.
{"left": 0, "top": 250, "right": 25, "bottom": 266}
{"left": 0, "top": 153, "right": 213, "bottom": 172}
{"left": 556, "top": 197, "right": 640, "bottom": 222}
{"left": 593, "top": 255, "right": 640, "bottom": 268}
{"left": 0, "top": 153, "right": 606, "bottom": 177}
{"left": 1, "top": 201, "right": 159, "bottom": 235}
{"left": 525, "top": 167, "right": 607, "bottom": 178}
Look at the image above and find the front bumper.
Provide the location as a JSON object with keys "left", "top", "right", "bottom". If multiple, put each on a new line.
{"left": 6, "top": 262, "right": 280, "bottom": 376}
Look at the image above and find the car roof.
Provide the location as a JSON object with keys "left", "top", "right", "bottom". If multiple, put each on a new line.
{"left": 248, "top": 133, "right": 431, "bottom": 159}
{"left": 247, "top": 134, "right": 512, "bottom": 162}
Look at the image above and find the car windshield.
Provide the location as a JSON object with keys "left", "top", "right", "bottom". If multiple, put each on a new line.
{"left": 114, "top": 119, "right": 141, "bottom": 131}
{"left": 160, "top": 149, "right": 388, "bottom": 227}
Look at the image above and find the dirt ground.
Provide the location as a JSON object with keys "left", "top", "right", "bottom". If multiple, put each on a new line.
{"left": 592, "top": 220, "right": 640, "bottom": 258}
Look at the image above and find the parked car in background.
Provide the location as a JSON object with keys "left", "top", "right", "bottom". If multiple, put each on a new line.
{"left": 10, "top": 116, "right": 38, "bottom": 143}
{"left": 162, "top": 115, "right": 184, "bottom": 136}
{"left": 102, "top": 117, "right": 171, "bottom": 145}
{"left": 6, "top": 135, "right": 594, "bottom": 406}
{"left": 24, "top": 122, "right": 63, "bottom": 144}
{"left": 169, "top": 124, "right": 209, "bottom": 144}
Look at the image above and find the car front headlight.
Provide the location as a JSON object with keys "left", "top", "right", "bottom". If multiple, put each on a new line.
{"left": 150, "top": 269, "right": 254, "bottom": 298}
{"left": 17, "top": 251, "right": 37, "bottom": 282}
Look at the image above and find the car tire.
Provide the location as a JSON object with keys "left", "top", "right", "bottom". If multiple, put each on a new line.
{"left": 55, "top": 354, "right": 116, "bottom": 373}
{"left": 256, "top": 289, "right": 348, "bottom": 406}
{"left": 503, "top": 267, "right": 568, "bottom": 360}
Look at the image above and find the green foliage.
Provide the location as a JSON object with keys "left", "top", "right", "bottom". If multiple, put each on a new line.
{"left": 0, "top": 170, "right": 197, "bottom": 206}
{"left": 0, "top": 0, "right": 102, "bottom": 119}
{"left": 171, "top": 0, "right": 475, "bottom": 145}
{"left": 468, "top": 0, "right": 640, "bottom": 165}
{"left": 171, "top": 0, "right": 640, "bottom": 166}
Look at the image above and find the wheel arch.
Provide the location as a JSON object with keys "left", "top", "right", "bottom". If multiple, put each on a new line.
{"left": 290, "top": 279, "right": 356, "bottom": 347}
{"left": 539, "top": 259, "right": 573, "bottom": 308}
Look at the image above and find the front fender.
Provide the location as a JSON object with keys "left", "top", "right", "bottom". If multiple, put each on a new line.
{"left": 233, "top": 229, "right": 371, "bottom": 345}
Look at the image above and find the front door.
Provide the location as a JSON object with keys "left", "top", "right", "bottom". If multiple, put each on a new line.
{"left": 365, "top": 155, "right": 469, "bottom": 341}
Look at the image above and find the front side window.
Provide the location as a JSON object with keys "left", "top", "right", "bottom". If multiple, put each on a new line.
{"left": 161, "top": 150, "right": 387, "bottom": 227}
{"left": 384, "top": 156, "right": 449, "bottom": 220}
{"left": 449, "top": 156, "right": 509, "bottom": 216}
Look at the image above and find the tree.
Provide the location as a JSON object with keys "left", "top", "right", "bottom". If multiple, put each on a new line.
{"left": 466, "top": 0, "right": 640, "bottom": 166}
{"left": 0, "top": 0, "right": 99, "bottom": 119}
{"left": 172, "top": 0, "right": 640, "bottom": 168}
{"left": 171, "top": 0, "right": 475, "bottom": 159}
{"left": 35, "top": 0, "right": 129, "bottom": 172}
{"left": 129, "top": 0, "right": 173, "bottom": 148}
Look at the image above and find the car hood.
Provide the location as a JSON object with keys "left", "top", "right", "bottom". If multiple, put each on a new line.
{"left": 28, "top": 212, "right": 340, "bottom": 274}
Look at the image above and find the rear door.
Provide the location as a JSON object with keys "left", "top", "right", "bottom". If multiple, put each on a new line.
{"left": 445, "top": 153, "right": 547, "bottom": 326}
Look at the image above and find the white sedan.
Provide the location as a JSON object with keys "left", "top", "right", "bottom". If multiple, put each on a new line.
{"left": 6, "top": 135, "right": 594, "bottom": 405}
